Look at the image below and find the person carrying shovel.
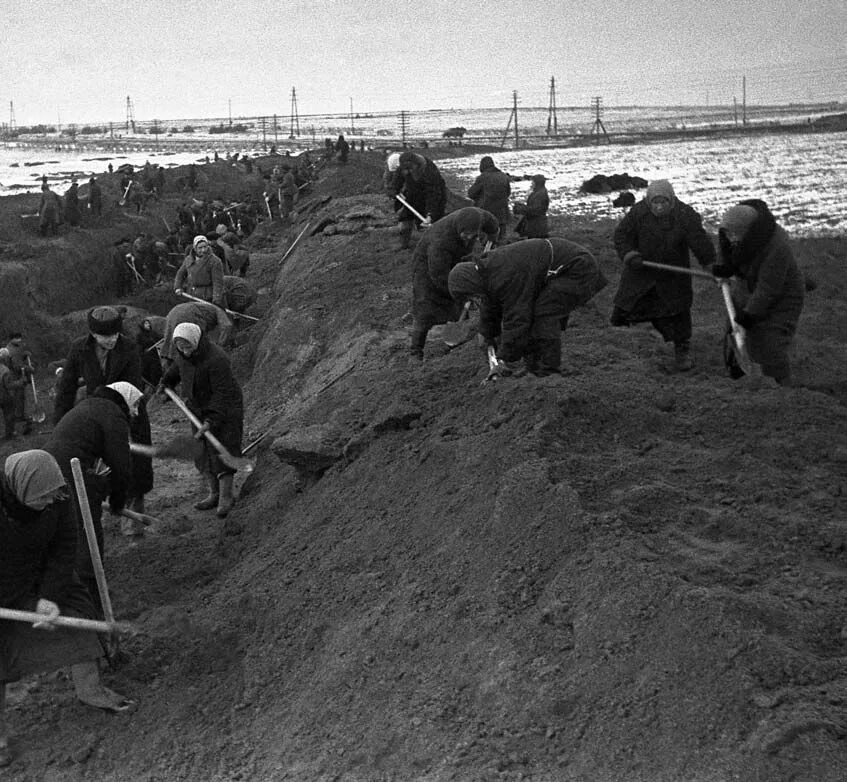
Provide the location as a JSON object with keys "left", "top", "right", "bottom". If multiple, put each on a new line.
{"left": 609, "top": 179, "right": 716, "bottom": 371}
{"left": 160, "top": 323, "right": 244, "bottom": 518}
{"left": 1, "top": 450, "right": 133, "bottom": 766}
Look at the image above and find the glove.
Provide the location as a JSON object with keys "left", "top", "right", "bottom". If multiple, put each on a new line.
{"left": 624, "top": 251, "right": 644, "bottom": 270}
{"left": 32, "top": 598, "right": 60, "bottom": 631}
{"left": 734, "top": 310, "right": 757, "bottom": 330}
{"left": 194, "top": 419, "right": 212, "bottom": 440}
{"left": 174, "top": 288, "right": 183, "bottom": 296}
{"left": 711, "top": 263, "right": 735, "bottom": 279}
{"left": 421, "top": 216, "right": 432, "bottom": 228}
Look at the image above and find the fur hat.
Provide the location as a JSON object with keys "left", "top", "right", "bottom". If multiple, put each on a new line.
{"left": 448, "top": 262, "right": 486, "bottom": 301}
{"left": 87, "top": 306, "right": 122, "bottom": 336}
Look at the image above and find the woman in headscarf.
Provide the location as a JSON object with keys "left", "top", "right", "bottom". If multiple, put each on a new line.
{"left": 609, "top": 179, "right": 716, "bottom": 371}
{"left": 161, "top": 323, "right": 243, "bottom": 518}
{"left": 173, "top": 235, "right": 225, "bottom": 307}
{"left": 1, "top": 450, "right": 132, "bottom": 765}
{"left": 712, "top": 200, "right": 804, "bottom": 385}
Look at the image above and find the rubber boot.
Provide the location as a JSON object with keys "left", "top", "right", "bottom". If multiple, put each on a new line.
{"left": 194, "top": 474, "right": 219, "bottom": 511}
{"left": 410, "top": 328, "right": 427, "bottom": 361}
{"left": 216, "top": 474, "right": 235, "bottom": 518}
{"left": 673, "top": 341, "right": 694, "bottom": 372}
{"left": 399, "top": 221, "right": 413, "bottom": 249}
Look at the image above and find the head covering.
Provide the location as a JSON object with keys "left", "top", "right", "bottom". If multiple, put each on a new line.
{"left": 216, "top": 224, "right": 227, "bottom": 236}
{"left": 448, "top": 262, "right": 487, "bottom": 301}
{"left": 4, "top": 450, "right": 66, "bottom": 508}
{"left": 173, "top": 322, "right": 202, "bottom": 348}
{"left": 387, "top": 153, "right": 401, "bottom": 172}
{"left": 106, "top": 381, "right": 143, "bottom": 413}
{"left": 645, "top": 179, "right": 676, "bottom": 204}
{"left": 720, "top": 204, "right": 759, "bottom": 238}
{"left": 531, "top": 174, "right": 546, "bottom": 186}
{"left": 88, "top": 306, "right": 122, "bottom": 336}
{"left": 399, "top": 151, "right": 422, "bottom": 168}
{"left": 193, "top": 235, "right": 209, "bottom": 249}
{"left": 479, "top": 156, "right": 495, "bottom": 172}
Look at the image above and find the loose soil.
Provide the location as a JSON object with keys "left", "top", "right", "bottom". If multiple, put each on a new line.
{"left": 0, "top": 148, "right": 845, "bottom": 782}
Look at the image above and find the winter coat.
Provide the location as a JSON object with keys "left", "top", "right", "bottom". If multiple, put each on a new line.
{"left": 612, "top": 197, "right": 716, "bottom": 319}
{"left": 720, "top": 200, "right": 804, "bottom": 366}
{"left": 64, "top": 184, "right": 81, "bottom": 226}
{"left": 173, "top": 249, "right": 225, "bottom": 307}
{"left": 398, "top": 158, "right": 447, "bottom": 223}
{"left": 515, "top": 187, "right": 550, "bottom": 238}
{"left": 476, "top": 238, "right": 607, "bottom": 361}
{"left": 161, "top": 337, "right": 243, "bottom": 466}
{"left": 0, "top": 475, "right": 77, "bottom": 611}
{"left": 161, "top": 301, "right": 232, "bottom": 361}
{"left": 45, "top": 388, "right": 134, "bottom": 515}
{"left": 412, "top": 208, "right": 499, "bottom": 328}
{"left": 38, "top": 190, "right": 61, "bottom": 228}
{"left": 468, "top": 168, "right": 511, "bottom": 226}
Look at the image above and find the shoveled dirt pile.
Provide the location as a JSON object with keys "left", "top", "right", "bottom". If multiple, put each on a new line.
{"left": 1, "top": 150, "right": 846, "bottom": 781}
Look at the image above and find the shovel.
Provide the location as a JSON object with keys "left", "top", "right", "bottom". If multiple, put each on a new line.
{"left": 178, "top": 291, "right": 259, "bottom": 322}
{"left": 118, "top": 181, "right": 132, "bottom": 207}
{"left": 443, "top": 301, "right": 473, "bottom": 347}
{"left": 718, "top": 281, "right": 757, "bottom": 376}
{"left": 101, "top": 501, "right": 161, "bottom": 528}
{"left": 26, "top": 358, "right": 46, "bottom": 423}
{"left": 0, "top": 607, "right": 132, "bottom": 635}
{"left": 163, "top": 388, "right": 253, "bottom": 473}
{"left": 279, "top": 221, "right": 312, "bottom": 266}
{"left": 70, "top": 458, "right": 119, "bottom": 659}
{"left": 482, "top": 345, "right": 501, "bottom": 385}
{"left": 130, "top": 434, "right": 202, "bottom": 462}
{"left": 641, "top": 260, "right": 715, "bottom": 280}
{"left": 395, "top": 193, "right": 430, "bottom": 227}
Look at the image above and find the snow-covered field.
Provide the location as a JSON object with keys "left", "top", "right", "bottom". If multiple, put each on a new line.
{"left": 440, "top": 131, "right": 847, "bottom": 238}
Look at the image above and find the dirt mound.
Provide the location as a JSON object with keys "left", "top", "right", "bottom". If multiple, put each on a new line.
{"left": 2, "top": 152, "right": 846, "bottom": 781}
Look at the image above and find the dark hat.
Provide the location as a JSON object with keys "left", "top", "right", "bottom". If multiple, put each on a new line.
{"left": 87, "top": 306, "right": 122, "bottom": 335}
{"left": 479, "top": 156, "right": 494, "bottom": 172}
{"left": 531, "top": 174, "right": 546, "bottom": 186}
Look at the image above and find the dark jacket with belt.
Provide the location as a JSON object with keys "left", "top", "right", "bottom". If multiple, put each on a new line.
{"left": 477, "top": 238, "right": 607, "bottom": 361}
{"left": 612, "top": 197, "right": 715, "bottom": 317}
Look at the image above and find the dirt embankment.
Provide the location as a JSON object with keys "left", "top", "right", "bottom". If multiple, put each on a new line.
{"left": 1, "top": 149, "right": 846, "bottom": 782}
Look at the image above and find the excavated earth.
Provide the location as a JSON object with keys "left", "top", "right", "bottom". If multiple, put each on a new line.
{"left": 0, "top": 149, "right": 846, "bottom": 782}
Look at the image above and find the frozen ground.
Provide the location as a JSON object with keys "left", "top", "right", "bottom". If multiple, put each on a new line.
{"left": 439, "top": 130, "right": 847, "bottom": 238}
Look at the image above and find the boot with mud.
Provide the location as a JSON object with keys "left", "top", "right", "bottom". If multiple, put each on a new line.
{"left": 673, "top": 341, "right": 694, "bottom": 372}
{"left": 194, "top": 473, "right": 219, "bottom": 511}
{"left": 217, "top": 473, "right": 235, "bottom": 518}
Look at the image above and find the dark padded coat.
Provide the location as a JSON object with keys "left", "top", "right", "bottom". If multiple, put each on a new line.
{"left": 516, "top": 186, "right": 550, "bottom": 238}
{"left": 412, "top": 208, "right": 499, "bottom": 329}
{"left": 612, "top": 197, "right": 715, "bottom": 319}
{"left": 397, "top": 157, "right": 447, "bottom": 224}
{"left": 476, "top": 238, "right": 607, "bottom": 361}
{"left": 468, "top": 166, "right": 511, "bottom": 225}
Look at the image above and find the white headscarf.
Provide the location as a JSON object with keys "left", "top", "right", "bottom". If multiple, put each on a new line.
{"left": 173, "top": 322, "right": 202, "bottom": 348}
{"left": 106, "top": 381, "right": 143, "bottom": 414}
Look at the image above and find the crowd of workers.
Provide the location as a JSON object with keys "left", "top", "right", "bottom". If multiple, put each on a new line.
{"left": 0, "top": 142, "right": 807, "bottom": 765}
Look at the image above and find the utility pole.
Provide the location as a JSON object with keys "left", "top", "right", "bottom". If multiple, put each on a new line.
{"left": 228, "top": 99, "right": 232, "bottom": 129}
{"left": 260, "top": 116, "right": 267, "bottom": 150}
{"left": 9, "top": 101, "right": 15, "bottom": 132}
{"left": 733, "top": 97, "right": 738, "bottom": 126}
{"left": 742, "top": 76, "right": 747, "bottom": 127}
{"left": 398, "top": 110, "right": 408, "bottom": 145}
{"left": 273, "top": 114, "right": 279, "bottom": 146}
{"left": 289, "top": 87, "right": 300, "bottom": 138}
{"left": 590, "top": 97, "right": 609, "bottom": 144}
{"left": 500, "top": 91, "right": 520, "bottom": 149}
{"left": 125, "top": 96, "right": 135, "bottom": 133}
{"left": 350, "top": 97, "right": 355, "bottom": 135}
{"left": 546, "top": 77, "right": 558, "bottom": 137}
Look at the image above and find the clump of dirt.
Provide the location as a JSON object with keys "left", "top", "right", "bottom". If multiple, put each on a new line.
{"left": 1, "top": 150, "right": 846, "bottom": 781}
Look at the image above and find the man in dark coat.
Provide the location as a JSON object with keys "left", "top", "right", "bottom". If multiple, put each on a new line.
{"left": 44, "top": 383, "right": 137, "bottom": 612}
{"left": 513, "top": 174, "right": 550, "bottom": 238}
{"left": 610, "top": 179, "right": 716, "bottom": 371}
{"left": 410, "top": 207, "right": 499, "bottom": 359}
{"left": 53, "top": 306, "right": 153, "bottom": 522}
{"left": 449, "top": 238, "right": 608, "bottom": 376}
{"left": 335, "top": 134, "right": 350, "bottom": 163}
{"left": 161, "top": 324, "right": 243, "bottom": 518}
{"left": 2, "top": 333, "right": 33, "bottom": 438}
{"left": 712, "top": 200, "right": 804, "bottom": 385}
{"left": 88, "top": 176, "right": 102, "bottom": 216}
{"left": 395, "top": 151, "right": 448, "bottom": 249}
{"left": 64, "top": 180, "right": 81, "bottom": 227}
{"left": 468, "top": 156, "right": 511, "bottom": 244}
{"left": 38, "top": 185, "right": 61, "bottom": 236}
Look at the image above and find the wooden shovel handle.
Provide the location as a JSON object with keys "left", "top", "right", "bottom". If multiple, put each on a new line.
{"left": 0, "top": 606, "right": 131, "bottom": 634}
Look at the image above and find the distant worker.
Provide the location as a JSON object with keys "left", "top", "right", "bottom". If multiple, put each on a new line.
{"left": 63, "top": 180, "right": 81, "bottom": 227}
{"left": 468, "top": 156, "right": 512, "bottom": 245}
{"left": 174, "top": 235, "right": 225, "bottom": 308}
{"left": 38, "top": 185, "right": 62, "bottom": 236}
{"left": 2, "top": 334, "right": 34, "bottom": 439}
{"left": 88, "top": 176, "right": 102, "bottom": 216}
{"left": 280, "top": 165, "right": 298, "bottom": 221}
{"left": 335, "top": 134, "right": 350, "bottom": 164}
{"left": 712, "top": 199, "right": 804, "bottom": 385}
{"left": 409, "top": 207, "right": 499, "bottom": 360}
{"left": 223, "top": 275, "right": 257, "bottom": 315}
{"left": 396, "top": 151, "right": 448, "bottom": 249}
{"left": 609, "top": 179, "right": 716, "bottom": 372}
{"left": 513, "top": 174, "right": 550, "bottom": 239}
{"left": 160, "top": 323, "right": 244, "bottom": 518}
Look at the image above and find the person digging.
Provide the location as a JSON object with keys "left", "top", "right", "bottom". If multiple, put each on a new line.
{"left": 160, "top": 323, "right": 243, "bottom": 518}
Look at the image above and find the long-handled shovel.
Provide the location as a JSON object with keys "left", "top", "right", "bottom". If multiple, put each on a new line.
{"left": 718, "top": 281, "right": 757, "bottom": 376}
{"left": 118, "top": 181, "right": 132, "bottom": 207}
{"left": 395, "top": 193, "right": 430, "bottom": 226}
{"left": 162, "top": 388, "right": 253, "bottom": 473}
{"left": 482, "top": 345, "right": 501, "bottom": 385}
{"left": 0, "top": 607, "right": 132, "bottom": 635}
{"left": 178, "top": 291, "right": 259, "bottom": 322}
{"left": 70, "top": 458, "right": 119, "bottom": 659}
{"left": 26, "top": 357, "right": 46, "bottom": 423}
{"left": 279, "top": 221, "right": 312, "bottom": 266}
{"left": 641, "top": 260, "right": 715, "bottom": 279}
{"left": 443, "top": 301, "right": 473, "bottom": 348}
{"left": 101, "top": 500, "right": 161, "bottom": 528}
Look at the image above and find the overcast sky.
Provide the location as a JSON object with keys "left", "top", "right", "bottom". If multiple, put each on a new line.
{"left": 3, "top": 0, "right": 845, "bottom": 125}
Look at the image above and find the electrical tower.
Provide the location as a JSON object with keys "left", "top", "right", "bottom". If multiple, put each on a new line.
{"left": 500, "top": 91, "right": 520, "bottom": 149}
{"left": 125, "top": 96, "right": 136, "bottom": 133}
{"left": 9, "top": 101, "right": 16, "bottom": 132}
{"left": 546, "top": 77, "right": 558, "bottom": 136}
{"left": 399, "top": 111, "right": 408, "bottom": 144}
{"left": 289, "top": 88, "right": 300, "bottom": 138}
{"left": 590, "top": 97, "right": 609, "bottom": 144}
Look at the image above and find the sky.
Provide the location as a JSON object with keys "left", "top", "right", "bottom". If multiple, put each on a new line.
{"left": 2, "top": 0, "right": 845, "bottom": 126}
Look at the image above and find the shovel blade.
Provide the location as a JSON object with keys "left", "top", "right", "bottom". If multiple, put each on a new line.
{"left": 443, "top": 320, "right": 474, "bottom": 347}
